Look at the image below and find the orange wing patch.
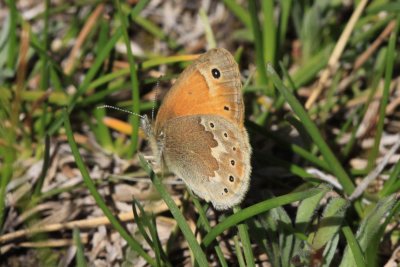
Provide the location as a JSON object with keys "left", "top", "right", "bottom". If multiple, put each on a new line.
{"left": 155, "top": 69, "right": 241, "bottom": 131}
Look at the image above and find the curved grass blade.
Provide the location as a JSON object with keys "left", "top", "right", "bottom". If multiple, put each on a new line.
{"left": 139, "top": 155, "right": 209, "bottom": 267}
{"left": 234, "top": 206, "right": 255, "bottom": 267}
{"left": 266, "top": 64, "right": 362, "bottom": 215}
{"left": 48, "top": 29, "right": 122, "bottom": 135}
{"left": 322, "top": 233, "right": 339, "bottom": 267}
{"left": 222, "top": 0, "right": 251, "bottom": 29}
{"left": 63, "top": 110, "right": 156, "bottom": 267}
{"left": 234, "top": 235, "right": 247, "bottom": 267}
{"left": 366, "top": 15, "right": 399, "bottom": 171}
{"left": 115, "top": 0, "right": 141, "bottom": 156}
{"left": 339, "top": 195, "right": 397, "bottom": 267}
{"left": 191, "top": 194, "right": 228, "bottom": 267}
{"left": 73, "top": 228, "right": 87, "bottom": 267}
{"left": 248, "top": 0, "right": 269, "bottom": 89}
{"left": 132, "top": 199, "right": 171, "bottom": 267}
{"left": 202, "top": 187, "right": 322, "bottom": 247}
{"left": 341, "top": 225, "right": 366, "bottom": 267}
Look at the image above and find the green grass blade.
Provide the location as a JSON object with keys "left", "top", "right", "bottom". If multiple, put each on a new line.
{"left": 380, "top": 157, "right": 400, "bottom": 196}
{"left": 47, "top": 29, "right": 122, "bottom": 135}
{"left": 0, "top": 146, "right": 14, "bottom": 229}
{"left": 367, "top": 15, "right": 399, "bottom": 171}
{"left": 33, "top": 135, "right": 51, "bottom": 197}
{"left": 268, "top": 202, "right": 295, "bottom": 267}
{"left": 199, "top": 9, "right": 216, "bottom": 49}
{"left": 202, "top": 187, "right": 322, "bottom": 247}
{"left": 234, "top": 235, "right": 247, "bottom": 267}
{"left": 63, "top": 110, "right": 156, "bottom": 266}
{"left": 222, "top": 0, "right": 251, "bottom": 29}
{"left": 38, "top": 0, "right": 50, "bottom": 138}
{"left": 73, "top": 228, "right": 87, "bottom": 267}
{"left": 132, "top": 16, "right": 178, "bottom": 49}
{"left": 339, "top": 195, "right": 397, "bottom": 267}
{"left": 266, "top": 65, "right": 357, "bottom": 198}
{"left": 5, "top": 0, "right": 18, "bottom": 70}
{"left": 92, "top": 108, "right": 113, "bottom": 150}
{"left": 365, "top": 201, "right": 400, "bottom": 264}
{"left": 139, "top": 155, "right": 209, "bottom": 267}
{"left": 148, "top": 216, "right": 169, "bottom": 267}
{"left": 115, "top": 0, "right": 141, "bottom": 157}
{"left": 341, "top": 225, "right": 366, "bottom": 267}
{"left": 248, "top": 0, "right": 269, "bottom": 89}
{"left": 262, "top": 0, "right": 276, "bottom": 66}
{"left": 132, "top": 200, "right": 170, "bottom": 266}
{"left": 191, "top": 195, "right": 228, "bottom": 267}
{"left": 131, "top": 200, "right": 154, "bottom": 248}
{"left": 247, "top": 218, "right": 278, "bottom": 265}
{"left": 234, "top": 207, "right": 255, "bottom": 267}
{"left": 321, "top": 233, "right": 340, "bottom": 267}
{"left": 277, "top": 0, "right": 292, "bottom": 56}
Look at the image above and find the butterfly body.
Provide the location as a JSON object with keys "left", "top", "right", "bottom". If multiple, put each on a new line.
{"left": 145, "top": 48, "right": 251, "bottom": 210}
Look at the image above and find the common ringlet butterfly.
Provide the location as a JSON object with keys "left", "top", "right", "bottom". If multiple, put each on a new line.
{"left": 142, "top": 48, "right": 252, "bottom": 210}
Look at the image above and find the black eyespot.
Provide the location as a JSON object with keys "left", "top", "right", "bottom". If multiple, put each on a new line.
{"left": 224, "top": 132, "right": 228, "bottom": 138}
{"left": 232, "top": 147, "right": 236, "bottom": 151}
{"left": 224, "top": 106, "right": 230, "bottom": 111}
{"left": 210, "top": 122, "right": 215, "bottom": 128}
{"left": 230, "top": 160, "right": 235, "bottom": 166}
{"left": 224, "top": 188, "right": 228, "bottom": 193}
{"left": 229, "top": 175, "right": 234, "bottom": 182}
{"left": 211, "top": 68, "right": 221, "bottom": 79}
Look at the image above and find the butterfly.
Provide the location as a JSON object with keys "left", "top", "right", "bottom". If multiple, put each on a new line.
{"left": 142, "top": 48, "right": 251, "bottom": 210}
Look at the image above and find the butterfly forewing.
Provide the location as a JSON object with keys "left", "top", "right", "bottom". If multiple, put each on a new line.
{"left": 155, "top": 48, "right": 244, "bottom": 132}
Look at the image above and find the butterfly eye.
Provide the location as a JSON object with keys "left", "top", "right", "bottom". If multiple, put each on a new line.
{"left": 211, "top": 68, "right": 221, "bottom": 79}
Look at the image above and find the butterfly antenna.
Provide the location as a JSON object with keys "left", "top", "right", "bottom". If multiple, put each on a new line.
{"left": 151, "top": 77, "right": 162, "bottom": 122}
{"left": 97, "top": 105, "right": 145, "bottom": 119}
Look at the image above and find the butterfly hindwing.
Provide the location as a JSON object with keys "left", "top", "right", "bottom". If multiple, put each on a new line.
{"left": 160, "top": 114, "right": 251, "bottom": 210}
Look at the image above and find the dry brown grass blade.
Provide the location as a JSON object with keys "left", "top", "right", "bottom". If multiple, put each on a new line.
{"left": 0, "top": 198, "right": 180, "bottom": 244}
{"left": 345, "top": 80, "right": 397, "bottom": 109}
{"left": 305, "top": 0, "right": 369, "bottom": 109}
{"left": 11, "top": 22, "right": 30, "bottom": 129}
{"left": 337, "top": 20, "right": 396, "bottom": 94}
{"left": 349, "top": 135, "right": 400, "bottom": 200}
{"left": 386, "top": 80, "right": 400, "bottom": 115}
{"left": 0, "top": 235, "right": 88, "bottom": 254}
{"left": 63, "top": 3, "right": 105, "bottom": 75}
{"left": 17, "top": 236, "right": 88, "bottom": 248}
{"left": 354, "top": 20, "right": 396, "bottom": 70}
